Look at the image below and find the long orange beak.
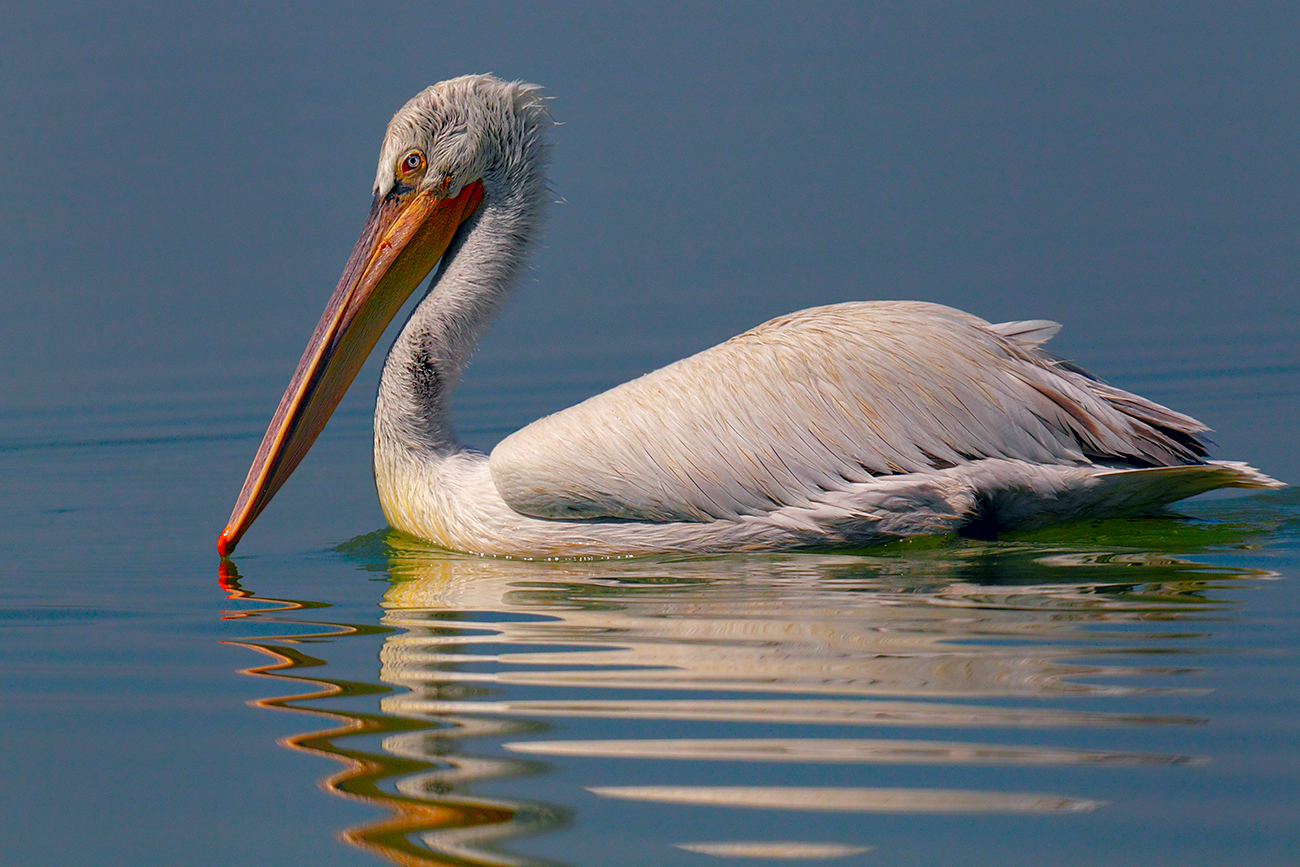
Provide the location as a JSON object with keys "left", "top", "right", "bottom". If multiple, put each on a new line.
{"left": 218, "top": 180, "right": 484, "bottom": 557}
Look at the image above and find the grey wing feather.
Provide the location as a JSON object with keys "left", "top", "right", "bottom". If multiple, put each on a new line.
{"left": 489, "top": 301, "right": 1211, "bottom": 523}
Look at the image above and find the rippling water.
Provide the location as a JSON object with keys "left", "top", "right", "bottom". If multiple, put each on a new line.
{"left": 212, "top": 487, "right": 1299, "bottom": 866}
{"left": 3, "top": 324, "right": 1297, "bottom": 867}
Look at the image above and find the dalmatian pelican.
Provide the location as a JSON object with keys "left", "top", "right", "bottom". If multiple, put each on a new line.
{"left": 217, "top": 75, "right": 1281, "bottom": 558}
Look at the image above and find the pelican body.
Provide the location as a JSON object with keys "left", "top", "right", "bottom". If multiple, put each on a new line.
{"left": 218, "top": 75, "right": 1281, "bottom": 558}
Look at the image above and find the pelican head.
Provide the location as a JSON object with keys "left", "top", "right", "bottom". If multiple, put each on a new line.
{"left": 218, "top": 76, "right": 549, "bottom": 556}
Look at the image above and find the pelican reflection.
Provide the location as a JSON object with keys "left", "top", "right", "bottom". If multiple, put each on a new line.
{"left": 222, "top": 537, "right": 1274, "bottom": 865}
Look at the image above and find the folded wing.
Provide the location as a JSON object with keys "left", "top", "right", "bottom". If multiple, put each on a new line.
{"left": 488, "top": 301, "right": 1210, "bottom": 522}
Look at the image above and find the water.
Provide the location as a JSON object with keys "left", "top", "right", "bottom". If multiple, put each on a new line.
{"left": 2, "top": 5, "right": 1299, "bottom": 865}
{"left": 3, "top": 339, "right": 1297, "bottom": 866}
{"left": 217, "top": 499, "right": 1300, "bottom": 867}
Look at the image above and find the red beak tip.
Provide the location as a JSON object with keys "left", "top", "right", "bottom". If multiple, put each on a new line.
{"left": 217, "top": 528, "right": 233, "bottom": 558}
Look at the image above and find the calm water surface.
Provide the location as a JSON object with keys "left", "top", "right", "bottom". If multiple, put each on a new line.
{"left": 2, "top": 336, "right": 1296, "bottom": 867}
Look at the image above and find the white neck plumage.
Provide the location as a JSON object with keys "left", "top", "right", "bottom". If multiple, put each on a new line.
{"left": 375, "top": 137, "right": 548, "bottom": 461}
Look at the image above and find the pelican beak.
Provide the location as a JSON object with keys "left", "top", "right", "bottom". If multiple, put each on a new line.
{"left": 218, "top": 180, "right": 485, "bottom": 557}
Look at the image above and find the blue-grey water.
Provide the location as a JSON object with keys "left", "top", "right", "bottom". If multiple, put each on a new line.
{"left": 2, "top": 4, "right": 1298, "bottom": 866}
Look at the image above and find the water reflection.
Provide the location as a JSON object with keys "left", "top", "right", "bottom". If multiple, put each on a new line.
{"left": 220, "top": 563, "right": 566, "bottom": 867}
{"left": 222, "top": 525, "right": 1282, "bottom": 865}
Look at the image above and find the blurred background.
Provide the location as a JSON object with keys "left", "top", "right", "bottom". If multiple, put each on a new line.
{"left": 1, "top": 2, "right": 1295, "bottom": 553}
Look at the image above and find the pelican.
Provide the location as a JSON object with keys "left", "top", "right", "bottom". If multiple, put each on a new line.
{"left": 218, "top": 75, "right": 1281, "bottom": 559}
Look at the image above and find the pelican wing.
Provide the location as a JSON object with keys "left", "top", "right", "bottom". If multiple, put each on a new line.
{"left": 489, "top": 301, "right": 1209, "bottom": 523}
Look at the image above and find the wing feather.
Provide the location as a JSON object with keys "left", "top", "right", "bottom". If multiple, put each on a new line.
{"left": 489, "top": 301, "right": 1210, "bottom": 522}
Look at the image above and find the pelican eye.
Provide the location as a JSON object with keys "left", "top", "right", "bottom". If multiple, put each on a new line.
{"left": 397, "top": 150, "right": 427, "bottom": 182}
